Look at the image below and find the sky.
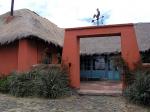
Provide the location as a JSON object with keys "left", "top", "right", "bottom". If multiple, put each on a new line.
{"left": 0, "top": 0, "right": 150, "bottom": 28}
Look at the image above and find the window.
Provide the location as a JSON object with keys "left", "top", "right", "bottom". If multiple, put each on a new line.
{"left": 42, "top": 47, "right": 52, "bottom": 64}
{"left": 93, "top": 56, "right": 105, "bottom": 70}
{"left": 108, "top": 56, "right": 119, "bottom": 71}
{"left": 81, "top": 56, "right": 106, "bottom": 70}
{"left": 80, "top": 56, "right": 91, "bottom": 70}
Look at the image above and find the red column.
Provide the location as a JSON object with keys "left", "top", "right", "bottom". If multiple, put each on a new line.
{"left": 62, "top": 31, "right": 80, "bottom": 88}
{"left": 121, "top": 27, "right": 141, "bottom": 70}
{"left": 18, "top": 39, "right": 38, "bottom": 72}
{"left": 121, "top": 27, "right": 141, "bottom": 89}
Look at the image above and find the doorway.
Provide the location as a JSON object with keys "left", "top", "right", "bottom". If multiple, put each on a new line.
{"left": 80, "top": 36, "right": 121, "bottom": 81}
{"left": 62, "top": 24, "right": 140, "bottom": 89}
{"left": 80, "top": 55, "right": 121, "bottom": 81}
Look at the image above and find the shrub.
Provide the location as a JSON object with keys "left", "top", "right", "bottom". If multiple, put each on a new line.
{"left": 8, "top": 71, "right": 41, "bottom": 97}
{"left": 37, "top": 66, "right": 70, "bottom": 98}
{"left": 124, "top": 70, "right": 150, "bottom": 105}
{"left": 0, "top": 76, "right": 11, "bottom": 93}
{"left": 2, "top": 65, "right": 71, "bottom": 98}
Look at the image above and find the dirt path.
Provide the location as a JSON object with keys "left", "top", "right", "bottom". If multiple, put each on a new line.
{"left": 0, "top": 93, "right": 149, "bottom": 112}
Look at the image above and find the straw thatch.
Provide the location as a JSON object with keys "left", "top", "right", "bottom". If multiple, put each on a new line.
{"left": 134, "top": 23, "right": 150, "bottom": 52}
{"left": 80, "top": 23, "right": 150, "bottom": 55}
{"left": 80, "top": 36, "right": 121, "bottom": 55}
{"left": 0, "top": 9, "right": 64, "bottom": 46}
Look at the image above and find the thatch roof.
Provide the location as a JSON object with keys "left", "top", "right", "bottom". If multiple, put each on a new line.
{"left": 0, "top": 9, "right": 64, "bottom": 46}
{"left": 80, "top": 36, "right": 121, "bottom": 55}
{"left": 134, "top": 23, "right": 150, "bottom": 52}
{"left": 80, "top": 23, "right": 150, "bottom": 55}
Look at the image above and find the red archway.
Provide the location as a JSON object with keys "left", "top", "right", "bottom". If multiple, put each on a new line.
{"left": 62, "top": 23, "right": 140, "bottom": 89}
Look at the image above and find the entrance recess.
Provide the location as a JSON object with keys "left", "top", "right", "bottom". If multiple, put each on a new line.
{"left": 62, "top": 24, "right": 141, "bottom": 89}
{"left": 80, "top": 55, "right": 120, "bottom": 81}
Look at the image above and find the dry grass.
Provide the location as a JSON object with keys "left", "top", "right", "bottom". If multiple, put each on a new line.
{"left": 0, "top": 9, "right": 64, "bottom": 46}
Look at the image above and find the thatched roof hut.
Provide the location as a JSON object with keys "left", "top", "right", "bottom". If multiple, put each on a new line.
{"left": 80, "top": 23, "right": 150, "bottom": 55}
{"left": 0, "top": 9, "right": 64, "bottom": 46}
{"left": 0, "top": 9, "right": 149, "bottom": 55}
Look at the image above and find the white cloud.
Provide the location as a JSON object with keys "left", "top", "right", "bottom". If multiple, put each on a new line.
{"left": 0, "top": 0, "right": 150, "bottom": 28}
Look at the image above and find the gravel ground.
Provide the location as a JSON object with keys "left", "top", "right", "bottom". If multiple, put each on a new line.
{"left": 0, "top": 93, "right": 149, "bottom": 112}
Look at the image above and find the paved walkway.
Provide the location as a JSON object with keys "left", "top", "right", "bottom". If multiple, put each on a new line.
{"left": 0, "top": 93, "right": 149, "bottom": 112}
{"left": 78, "top": 81, "right": 122, "bottom": 96}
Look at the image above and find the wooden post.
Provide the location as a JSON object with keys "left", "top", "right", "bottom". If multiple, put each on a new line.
{"left": 10, "top": 0, "right": 14, "bottom": 16}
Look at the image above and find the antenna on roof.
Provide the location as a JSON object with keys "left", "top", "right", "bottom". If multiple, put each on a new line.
{"left": 10, "top": 0, "right": 14, "bottom": 16}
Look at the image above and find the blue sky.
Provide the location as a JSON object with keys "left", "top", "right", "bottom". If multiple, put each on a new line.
{"left": 0, "top": 0, "right": 150, "bottom": 28}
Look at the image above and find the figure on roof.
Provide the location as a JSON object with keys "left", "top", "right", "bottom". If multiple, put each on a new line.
{"left": 92, "top": 8, "right": 101, "bottom": 26}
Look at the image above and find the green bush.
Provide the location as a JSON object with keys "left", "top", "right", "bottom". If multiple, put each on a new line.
{"left": 36, "top": 66, "right": 70, "bottom": 98}
{"left": 124, "top": 70, "right": 150, "bottom": 105}
{"left": 8, "top": 71, "right": 41, "bottom": 97}
{"left": 0, "top": 76, "right": 11, "bottom": 93}
{"left": 0, "top": 65, "right": 71, "bottom": 98}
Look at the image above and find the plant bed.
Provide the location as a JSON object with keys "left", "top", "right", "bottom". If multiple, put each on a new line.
{"left": 123, "top": 69, "right": 150, "bottom": 106}
{"left": 0, "top": 65, "right": 72, "bottom": 99}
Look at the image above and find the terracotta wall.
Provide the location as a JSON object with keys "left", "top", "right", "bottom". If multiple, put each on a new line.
{"left": 0, "top": 38, "right": 60, "bottom": 75}
{"left": 17, "top": 38, "right": 59, "bottom": 72}
{"left": 0, "top": 41, "right": 18, "bottom": 74}
{"left": 18, "top": 39, "right": 38, "bottom": 72}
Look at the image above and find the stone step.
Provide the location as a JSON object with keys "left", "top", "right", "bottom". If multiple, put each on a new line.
{"left": 78, "top": 89, "right": 122, "bottom": 96}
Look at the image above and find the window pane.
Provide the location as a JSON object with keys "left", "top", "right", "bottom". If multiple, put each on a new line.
{"left": 94, "top": 57, "right": 105, "bottom": 70}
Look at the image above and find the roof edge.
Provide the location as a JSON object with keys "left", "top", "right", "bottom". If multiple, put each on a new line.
{"left": 65, "top": 23, "right": 134, "bottom": 31}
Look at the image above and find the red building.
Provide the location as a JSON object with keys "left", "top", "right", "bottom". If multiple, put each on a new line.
{"left": 0, "top": 9, "right": 64, "bottom": 74}
{"left": 0, "top": 9, "right": 150, "bottom": 90}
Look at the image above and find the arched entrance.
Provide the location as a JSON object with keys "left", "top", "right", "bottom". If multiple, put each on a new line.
{"left": 62, "top": 23, "right": 141, "bottom": 89}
